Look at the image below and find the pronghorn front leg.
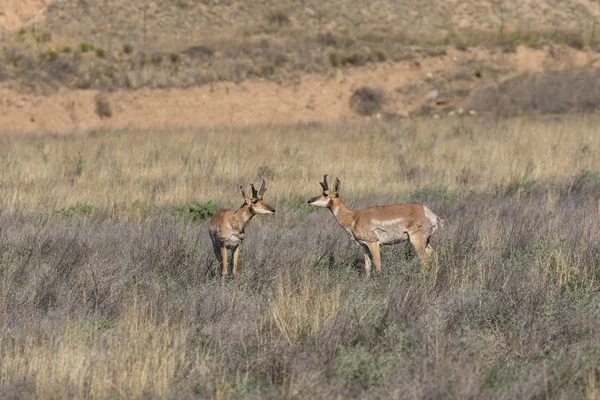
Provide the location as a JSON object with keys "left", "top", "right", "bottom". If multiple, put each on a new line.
{"left": 365, "top": 242, "right": 382, "bottom": 274}
{"left": 220, "top": 247, "right": 228, "bottom": 282}
{"left": 232, "top": 247, "right": 241, "bottom": 279}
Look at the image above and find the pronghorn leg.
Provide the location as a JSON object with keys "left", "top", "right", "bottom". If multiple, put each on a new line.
{"left": 220, "top": 247, "right": 228, "bottom": 283}
{"left": 365, "top": 242, "right": 382, "bottom": 274}
{"left": 409, "top": 232, "right": 428, "bottom": 264}
{"left": 362, "top": 247, "right": 372, "bottom": 277}
{"left": 425, "top": 242, "right": 434, "bottom": 256}
{"left": 232, "top": 247, "right": 241, "bottom": 279}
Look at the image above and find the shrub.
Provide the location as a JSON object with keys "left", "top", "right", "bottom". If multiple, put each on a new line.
{"left": 79, "top": 43, "right": 93, "bottom": 53}
{"left": 261, "top": 64, "right": 275, "bottom": 77}
{"left": 374, "top": 49, "right": 387, "bottom": 62}
{"left": 123, "top": 44, "right": 134, "bottom": 54}
{"left": 151, "top": 52, "right": 163, "bottom": 66}
{"left": 62, "top": 46, "right": 72, "bottom": 53}
{"left": 169, "top": 53, "right": 181, "bottom": 63}
{"left": 329, "top": 52, "right": 339, "bottom": 68}
{"left": 95, "top": 95, "right": 112, "bottom": 118}
{"left": 183, "top": 45, "right": 214, "bottom": 61}
{"left": 188, "top": 200, "right": 218, "bottom": 221}
{"left": 349, "top": 87, "right": 384, "bottom": 116}
{"left": 341, "top": 53, "right": 365, "bottom": 66}
{"left": 95, "top": 48, "right": 105, "bottom": 58}
{"left": 335, "top": 346, "right": 392, "bottom": 391}
{"left": 266, "top": 10, "right": 290, "bottom": 27}
{"left": 53, "top": 202, "right": 94, "bottom": 217}
{"left": 43, "top": 50, "right": 58, "bottom": 61}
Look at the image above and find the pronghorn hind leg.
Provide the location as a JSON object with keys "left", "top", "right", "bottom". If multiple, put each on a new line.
{"left": 220, "top": 247, "right": 228, "bottom": 283}
{"left": 408, "top": 231, "right": 429, "bottom": 264}
{"left": 365, "top": 242, "right": 382, "bottom": 274}
{"left": 362, "top": 247, "right": 372, "bottom": 277}
{"left": 232, "top": 247, "right": 241, "bottom": 279}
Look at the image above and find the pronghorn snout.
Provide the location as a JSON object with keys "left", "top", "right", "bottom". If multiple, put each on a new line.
{"left": 308, "top": 195, "right": 330, "bottom": 207}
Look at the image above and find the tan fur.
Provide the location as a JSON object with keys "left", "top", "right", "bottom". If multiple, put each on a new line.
{"left": 209, "top": 180, "right": 274, "bottom": 282}
{"left": 308, "top": 175, "right": 441, "bottom": 276}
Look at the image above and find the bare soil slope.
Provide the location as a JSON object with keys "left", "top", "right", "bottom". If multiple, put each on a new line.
{"left": 1, "top": 45, "right": 597, "bottom": 134}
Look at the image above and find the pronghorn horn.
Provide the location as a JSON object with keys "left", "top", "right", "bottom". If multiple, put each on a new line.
{"left": 250, "top": 183, "right": 258, "bottom": 198}
{"left": 258, "top": 179, "right": 267, "bottom": 195}
{"left": 320, "top": 174, "right": 329, "bottom": 190}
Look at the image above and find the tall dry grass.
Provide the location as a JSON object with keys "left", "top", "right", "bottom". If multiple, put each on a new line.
{"left": 1, "top": 116, "right": 599, "bottom": 219}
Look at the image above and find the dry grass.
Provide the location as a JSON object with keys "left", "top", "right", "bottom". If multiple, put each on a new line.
{"left": 0, "top": 116, "right": 599, "bottom": 397}
{"left": 0, "top": 305, "right": 192, "bottom": 398}
{"left": 1, "top": 116, "right": 599, "bottom": 218}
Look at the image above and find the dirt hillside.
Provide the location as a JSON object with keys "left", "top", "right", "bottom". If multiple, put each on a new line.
{"left": 1, "top": 45, "right": 598, "bottom": 134}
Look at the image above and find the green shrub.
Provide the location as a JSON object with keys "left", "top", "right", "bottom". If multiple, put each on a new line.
{"left": 95, "top": 48, "right": 105, "bottom": 58}
{"left": 374, "top": 49, "right": 387, "bottom": 62}
{"left": 261, "top": 64, "right": 275, "bottom": 77}
{"left": 123, "top": 44, "right": 134, "bottom": 54}
{"left": 53, "top": 202, "right": 94, "bottom": 217}
{"left": 335, "top": 346, "right": 392, "bottom": 390}
{"left": 169, "top": 53, "right": 181, "bottom": 63}
{"left": 329, "top": 52, "right": 339, "bottom": 68}
{"left": 188, "top": 201, "right": 219, "bottom": 221}
{"left": 43, "top": 50, "right": 58, "bottom": 61}
{"left": 62, "top": 46, "right": 72, "bottom": 53}
{"left": 80, "top": 43, "right": 93, "bottom": 53}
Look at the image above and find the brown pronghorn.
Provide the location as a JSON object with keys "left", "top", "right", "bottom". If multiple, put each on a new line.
{"left": 308, "top": 175, "right": 441, "bottom": 276}
{"left": 209, "top": 180, "right": 275, "bottom": 282}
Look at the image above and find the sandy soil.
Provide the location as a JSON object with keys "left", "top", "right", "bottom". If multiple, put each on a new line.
{"left": 0, "top": 45, "right": 597, "bottom": 135}
{"left": 0, "top": 0, "right": 51, "bottom": 31}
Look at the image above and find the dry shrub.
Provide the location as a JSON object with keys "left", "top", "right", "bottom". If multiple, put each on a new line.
{"left": 183, "top": 45, "right": 214, "bottom": 61}
{"left": 466, "top": 69, "right": 600, "bottom": 116}
{"left": 349, "top": 87, "right": 384, "bottom": 116}
{"left": 94, "top": 94, "right": 112, "bottom": 118}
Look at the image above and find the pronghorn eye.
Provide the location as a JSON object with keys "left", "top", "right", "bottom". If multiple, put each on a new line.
{"left": 252, "top": 199, "right": 258, "bottom": 204}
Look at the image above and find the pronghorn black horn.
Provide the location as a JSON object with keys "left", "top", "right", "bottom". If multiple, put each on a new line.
{"left": 320, "top": 174, "right": 329, "bottom": 190}
{"left": 259, "top": 179, "right": 267, "bottom": 195}
{"left": 250, "top": 183, "right": 258, "bottom": 198}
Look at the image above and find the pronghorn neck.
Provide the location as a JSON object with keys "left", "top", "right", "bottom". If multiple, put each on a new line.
{"left": 234, "top": 204, "right": 254, "bottom": 227}
{"left": 329, "top": 198, "right": 356, "bottom": 230}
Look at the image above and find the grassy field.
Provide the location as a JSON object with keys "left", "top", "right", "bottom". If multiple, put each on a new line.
{"left": 1, "top": 115, "right": 599, "bottom": 217}
{"left": 0, "top": 116, "right": 600, "bottom": 398}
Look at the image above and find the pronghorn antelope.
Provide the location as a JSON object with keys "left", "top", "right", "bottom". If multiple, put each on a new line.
{"left": 209, "top": 180, "right": 275, "bottom": 282}
{"left": 308, "top": 175, "right": 441, "bottom": 276}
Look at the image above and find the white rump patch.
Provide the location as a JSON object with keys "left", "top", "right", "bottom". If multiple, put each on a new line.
{"left": 423, "top": 206, "right": 438, "bottom": 226}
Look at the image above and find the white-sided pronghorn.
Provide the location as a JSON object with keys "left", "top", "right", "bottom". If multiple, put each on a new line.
{"left": 308, "top": 175, "right": 441, "bottom": 275}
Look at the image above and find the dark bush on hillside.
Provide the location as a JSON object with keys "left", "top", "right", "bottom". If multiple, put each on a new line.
{"left": 466, "top": 69, "right": 600, "bottom": 116}
{"left": 349, "top": 87, "right": 384, "bottom": 116}
{"left": 95, "top": 94, "right": 112, "bottom": 118}
{"left": 183, "top": 45, "right": 214, "bottom": 61}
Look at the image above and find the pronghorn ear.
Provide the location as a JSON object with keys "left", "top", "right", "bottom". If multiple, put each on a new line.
{"left": 334, "top": 177, "right": 341, "bottom": 195}
{"left": 240, "top": 185, "right": 248, "bottom": 200}
{"left": 259, "top": 179, "right": 267, "bottom": 195}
